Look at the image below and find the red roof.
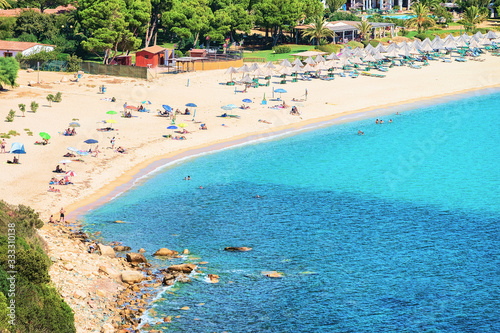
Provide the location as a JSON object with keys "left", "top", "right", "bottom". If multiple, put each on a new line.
{"left": 0, "top": 40, "right": 54, "bottom": 51}
{"left": 138, "top": 45, "right": 166, "bottom": 54}
{"left": 0, "top": 5, "right": 75, "bottom": 17}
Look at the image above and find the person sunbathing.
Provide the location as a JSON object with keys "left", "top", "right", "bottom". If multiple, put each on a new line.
{"left": 200, "top": 124, "right": 207, "bottom": 130}
{"left": 70, "top": 128, "right": 76, "bottom": 135}
{"left": 181, "top": 129, "right": 189, "bottom": 134}
{"left": 258, "top": 119, "right": 272, "bottom": 124}
{"left": 138, "top": 105, "right": 145, "bottom": 112}
{"left": 63, "top": 153, "right": 75, "bottom": 158}
{"left": 240, "top": 104, "right": 250, "bottom": 109}
{"left": 7, "top": 156, "right": 19, "bottom": 164}
{"left": 54, "top": 165, "right": 64, "bottom": 173}
{"left": 116, "top": 146, "right": 126, "bottom": 153}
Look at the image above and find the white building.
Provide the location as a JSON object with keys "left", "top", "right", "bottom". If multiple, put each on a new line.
{"left": 0, "top": 40, "right": 55, "bottom": 58}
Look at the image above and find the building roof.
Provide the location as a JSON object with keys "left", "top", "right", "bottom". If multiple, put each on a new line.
{"left": 138, "top": 45, "right": 166, "bottom": 54}
{"left": 0, "top": 40, "right": 54, "bottom": 51}
{"left": 0, "top": 5, "right": 75, "bottom": 17}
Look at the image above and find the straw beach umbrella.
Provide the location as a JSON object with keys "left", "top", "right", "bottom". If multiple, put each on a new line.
{"left": 280, "top": 58, "right": 292, "bottom": 67}
{"left": 486, "top": 30, "right": 498, "bottom": 39}
{"left": 263, "top": 61, "right": 276, "bottom": 69}
{"left": 304, "top": 56, "right": 316, "bottom": 65}
{"left": 314, "top": 55, "right": 326, "bottom": 63}
{"left": 291, "top": 58, "right": 303, "bottom": 66}
{"left": 249, "top": 63, "right": 260, "bottom": 71}
{"left": 279, "top": 66, "right": 292, "bottom": 75}
{"left": 326, "top": 52, "right": 340, "bottom": 60}
{"left": 225, "top": 66, "right": 238, "bottom": 81}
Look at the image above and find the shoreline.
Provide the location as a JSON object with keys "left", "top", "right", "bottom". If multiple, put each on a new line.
{"left": 67, "top": 82, "right": 500, "bottom": 221}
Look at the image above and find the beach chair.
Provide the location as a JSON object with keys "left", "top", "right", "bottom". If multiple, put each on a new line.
{"left": 292, "top": 77, "right": 298, "bottom": 83}
{"left": 226, "top": 81, "right": 235, "bottom": 86}
{"left": 280, "top": 79, "right": 286, "bottom": 84}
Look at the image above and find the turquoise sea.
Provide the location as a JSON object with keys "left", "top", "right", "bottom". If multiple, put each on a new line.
{"left": 82, "top": 90, "right": 500, "bottom": 332}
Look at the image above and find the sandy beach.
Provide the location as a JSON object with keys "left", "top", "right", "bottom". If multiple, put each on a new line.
{"left": 2, "top": 54, "right": 500, "bottom": 332}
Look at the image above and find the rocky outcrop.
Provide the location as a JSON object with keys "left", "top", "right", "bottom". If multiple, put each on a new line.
{"left": 208, "top": 274, "right": 219, "bottom": 283}
{"left": 177, "top": 274, "right": 191, "bottom": 283}
{"left": 114, "top": 246, "right": 132, "bottom": 252}
{"left": 262, "top": 271, "right": 283, "bottom": 278}
{"left": 167, "top": 264, "right": 196, "bottom": 273}
{"left": 126, "top": 253, "right": 147, "bottom": 264}
{"left": 121, "top": 271, "right": 144, "bottom": 284}
{"left": 98, "top": 244, "right": 116, "bottom": 258}
{"left": 153, "top": 248, "right": 179, "bottom": 256}
{"left": 98, "top": 266, "right": 121, "bottom": 280}
{"left": 138, "top": 248, "right": 146, "bottom": 253}
{"left": 224, "top": 247, "right": 252, "bottom": 252}
{"left": 182, "top": 249, "right": 190, "bottom": 255}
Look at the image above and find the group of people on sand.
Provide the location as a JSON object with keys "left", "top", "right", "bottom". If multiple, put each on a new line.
{"left": 63, "top": 128, "right": 77, "bottom": 136}
{"left": 123, "top": 111, "right": 132, "bottom": 118}
{"left": 49, "top": 176, "right": 73, "bottom": 185}
{"left": 290, "top": 106, "right": 300, "bottom": 116}
{"left": 48, "top": 208, "right": 66, "bottom": 224}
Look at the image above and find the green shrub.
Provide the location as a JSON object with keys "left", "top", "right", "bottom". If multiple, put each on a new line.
{"left": 7, "top": 130, "right": 19, "bottom": 137}
{"left": 46, "top": 94, "right": 54, "bottom": 106}
{"left": 273, "top": 45, "right": 292, "bottom": 54}
{"left": 6, "top": 110, "right": 15, "bottom": 122}
{"left": 415, "top": 33, "right": 434, "bottom": 41}
{"left": 347, "top": 41, "right": 364, "bottom": 49}
{"left": 66, "top": 54, "right": 81, "bottom": 72}
{"left": 53, "top": 92, "right": 62, "bottom": 103}
{"left": 316, "top": 44, "right": 342, "bottom": 54}
{"left": 18, "top": 103, "right": 26, "bottom": 117}
{"left": 30, "top": 101, "right": 39, "bottom": 113}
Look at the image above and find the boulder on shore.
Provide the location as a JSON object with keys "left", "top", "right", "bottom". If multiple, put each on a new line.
{"left": 98, "top": 266, "right": 121, "bottom": 280}
{"left": 126, "top": 253, "right": 148, "bottom": 264}
{"left": 167, "top": 264, "right": 196, "bottom": 274}
{"left": 121, "top": 271, "right": 144, "bottom": 284}
{"left": 114, "top": 245, "right": 132, "bottom": 252}
{"left": 98, "top": 244, "right": 116, "bottom": 258}
{"left": 153, "top": 248, "right": 179, "bottom": 256}
{"left": 224, "top": 247, "right": 252, "bottom": 252}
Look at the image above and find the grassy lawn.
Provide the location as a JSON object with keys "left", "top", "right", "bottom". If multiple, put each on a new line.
{"left": 242, "top": 44, "right": 316, "bottom": 62}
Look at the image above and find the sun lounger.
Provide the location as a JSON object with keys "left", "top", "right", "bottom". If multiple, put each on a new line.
{"left": 409, "top": 64, "right": 422, "bottom": 69}
{"left": 455, "top": 57, "right": 467, "bottom": 62}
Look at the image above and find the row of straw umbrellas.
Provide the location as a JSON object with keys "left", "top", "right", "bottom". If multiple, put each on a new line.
{"left": 225, "top": 31, "right": 500, "bottom": 81}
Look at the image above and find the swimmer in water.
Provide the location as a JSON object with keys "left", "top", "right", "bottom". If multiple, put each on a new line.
{"left": 389, "top": 119, "right": 392, "bottom": 123}
{"left": 358, "top": 130, "right": 364, "bottom": 135}
{"left": 199, "top": 186, "right": 203, "bottom": 189}
{"left": 375, "top": 119, "right": 379, "bottom": 124}
{"left": 256, "top": 195, "right": 260, "bottom": 198}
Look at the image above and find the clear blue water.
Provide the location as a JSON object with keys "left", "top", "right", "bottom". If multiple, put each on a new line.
{"left": 83, "top": 91, "right": 500, "bottom": 332}
{"left": 364, "top": 14, "right": 415, "bottom": 20}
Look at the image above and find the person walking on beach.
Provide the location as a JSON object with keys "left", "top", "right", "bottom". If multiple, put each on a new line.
{"left": 59, "top": 207, "right": 65, "bottom": 223}
{"left": 1, "top": 139, "right": 5, "bottom": 153}
{"left": 110, "top": 137, "right": 115, "bottom": 150}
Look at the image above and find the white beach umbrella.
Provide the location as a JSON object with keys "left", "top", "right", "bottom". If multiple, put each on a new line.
{"left": 326, "top": 52, "right": 340, "bottom": 60}
{"left": 279, "top": 66, "right": 292, "bottom": 75}
{"left": 409, "top": 47, "right": 421, "bottom": 55}
{"left": 364, "top": 43, "right": 375, "bottom": 52}
{"left": 263, "top": 68, "right": 274, "bottom": 76}
{"left": 350, "top": 56, "right": 364, "bottom": 64}
{"left": 249, "top": 62, "right": 260, "bottom": 71}
{"left": 362, "top": 53, "right": 376, "bottom": 62}
{"left": 385, "top": 49, "right": 399, "bottom": 58}
{"left": 461, "top": 33, "right": 471, "bottom": 42}
{"left": 432, "top": 40, "right": 447, "bottom": 51}
{"left": 444, "top": 39, "right": 457, "bottom": 49}
{"left": 486, "top": 30, "right": 498, "bottom": 39}
{"left": 304, "top": 56, "right": 316, "bottom": 65}
{"left": 398, "top": 47, "right": 410, "bottom": 57}
{"left": 455, "top": 36, "right": 468, "bottom": 48}
{"left": 291, "top": 63, "right": 303, "bottom": 73}
{"left": 263, "top": 61, "right": 276, "bottom": 69}
{"left": 474, "top": 31, "right": 484, "bottom": 39}
{"left": 372, "top": 51, "right": 384, "bottom": 61}
{"left": 420, "top": 42, "right": 434, "bottom": 53}
{"left": 325, "top": 60, "right": 337, "bottom": 69}
{"left": 469, "top": 39, "right": 481, "bottom": 49}
{"left": 375, "top": 43, "right": 388, "bottom": 53}
{"left": 444, "top": 34, "right": 456, "bottom": 42}
{"left": 238, "top": 64, "right": 251, "bottom": 73}
{"left": 280, "top": 58, "right": 292, "bottom": 67}
{"left": 252, "top": 67, "right": 265, "bottom": 77}
{"left": 301, "top": 63, "right": 315, "bottom": 72}
{"left": 352, "top": 47, "right": 365, "bottom": 57}
{"left": 291, "top": 58, "right": 303, "bottom": 66}
{"left": 315, "top": 62, "right": 328, "bottom": 70}
{"left": 412, "top": 39, "right": 422, "bottom": 49}
{"left": 397, "top": 41, "right": 408, "bottom": 49}
{"left": 314, "top": 55, "right": 326, "bottom": 63}
{"left": 240, "top": 74, "right": 252, "bottom": 83}
{"left": 479, "top": 37, "right": 492, "bottom": 45}
{"left": 225, "top": 66, "right": 238, "bottom": 81}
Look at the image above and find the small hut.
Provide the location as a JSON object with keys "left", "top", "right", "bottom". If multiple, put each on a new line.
{"left": 135, "top": 45, "right": 166, "bottom": 67}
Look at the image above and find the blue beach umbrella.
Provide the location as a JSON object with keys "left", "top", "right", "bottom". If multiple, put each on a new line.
{"left": 10, "top": 142, "right": 26, "bottom": 161}
{"left": 167, "top": 125, "right": 178, "bottom": 129}
{"left": 221, "top": 106, "right": 233, "bottom": 111}
{"left": 163, "top": 105, "right": 172, "bottom": 112}
{"left": 142, "top": 100, "right": 152, "bottom": 105}
{"left": 242, "top": 98, "right": 252, "bottom": 103}
{"left": 227, "top": 104, "right": 237, "bottom": 109}
{"left": 274, "top": 88, "right": 287, "bottom": 99}
{"left": 185, "top": 103, "right": 197, "bottom": 107}
{"left": 84, "top": 139, "right": 98, "bottom": 144}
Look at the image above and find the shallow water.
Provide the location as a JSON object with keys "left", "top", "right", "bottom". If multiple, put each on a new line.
{"left": 83, "top": 91, "right": 500, "bottom": 332}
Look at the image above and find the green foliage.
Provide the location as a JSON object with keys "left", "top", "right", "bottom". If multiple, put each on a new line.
{"left": 356, "top": 21, "right": 373, "bottom": 41}
{"left": 53, "top": 92, "right": 62, "bottom": 103}
{"left": 325, "top": 0, "right": 347, "bottom": 14}
{"left": 415, "top": 32, "right": 434, "bottom": 41}
{"left": 7, "top": 130, "right": 20, "bottom": 137}
{"left": 456, "top": 0, "right": 490, "bottom": 11}
{"left": 18, "top": 104, "right": 26, "bottom": 117}
{"left": 347, "top": 41, "right": 364, "bottom": 49}
{"left": 328, "top": 11, "right": 361, "bottom": 21}
{"left": 273, "top": 45, "right": 292, "bottom": 54}
{"left": 16, "top": 0, "right": 70, "bottom": 13}
{"left": 6, "top": 110, "right": 15, "bottom": 122}
{"left": 0, "top": 291, "right": 11, "bottom": 331}
{"left": 31, "top": 101, "right": 39, "bottom": 113}
{"left": 46, "top": 94, "right": 54, "bottom": 106}
{"left": 459, "top": 6, "right": 488, "bottom": 31}
{"left": 0, "top": 201, "right": 76, "bottom": 333}
{"left": 301, "top": 15, "right": 334, "bottom": 46}
{"left": 408, "top": 3, "right": 435, "bottom": 33}
{"left": 66, "top": 54, "right": 81, "bottom": 72}
{"left": 316, "top": 43, "right": 342, "bottom": 54}
{"left": 0, "top": 17, "right": 16, "bottom": 39}
{"left": 0, "top": 57, "right": 20, "bottom": 90}
{"left": 211, "top": 3, "right": 253, "bottom": 42}
{"left": 0, "top": 0, "right": 11, "bottom": 9}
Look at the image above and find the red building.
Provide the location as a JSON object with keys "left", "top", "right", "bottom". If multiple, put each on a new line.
{"left": 135, "top": 45, "right": 166, "bottom": 67}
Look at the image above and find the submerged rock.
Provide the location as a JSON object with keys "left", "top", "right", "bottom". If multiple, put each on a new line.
{"left": 208, "top": 274, "right": 219, "bottom": 283}
{"left": 114, "top": 245, "right": 132, "bottom": 252}
{"left": 262, "top": 271, "right": 283, "bottom": 278}
{"left": 153, "top": 248, "right": 179, "bottom": 256}
{"left": 224, "top": 247, "right": 252, "bottom": 252}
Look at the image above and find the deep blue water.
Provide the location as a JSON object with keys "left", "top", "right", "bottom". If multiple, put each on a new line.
{"left": 83, "top": 91, "right": 500, "bottom": 332}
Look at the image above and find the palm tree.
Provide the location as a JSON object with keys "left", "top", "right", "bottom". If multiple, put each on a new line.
{"left": 302, "top": 16, "right": 334, "bottom": 46}
{"left": 356, "top": 21, "right": 373, "bottom": 41}
{"left": 461, "top": 6, "right": 487, "bottom": 31}
{"left": 407, "top": 3, "right": 435, "bottom": 33}
{"left": 0, "top": 0, "right": 10, "bottom": 9}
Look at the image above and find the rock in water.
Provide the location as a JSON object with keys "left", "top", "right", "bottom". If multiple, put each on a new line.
{"left": 153, "top": 248, "right": 179, "bottom": 256}
{"left": 126, "top": 253, "right": 148, "bottom": 264}
{"left": 182, "top": 249, "right": 190, "bottom": 255}
{"left": 167, "top": 264, "right": 196, "bottom": 273}
{"left": 98, "top": 244, "right": 116, "bottom": 258}
{"left": 121, "top": 271, "right": 144, "bottom": 284}
{"left": 262, "top": 271, "right": 283, "bottom": 278}
{"left": 224, "top": 247, "right": 252, "bottom": 252}
{"left": 114, "top": 245, "right": 132, "bottom": 252}
{"left": 177, "top": 274, "right": 191, "bottom": 283}
{"left": 138, "top": 248, "right": 146, "bottom": 253}
{"left": 208, "top": 274, "right": 219, "bottom": 283}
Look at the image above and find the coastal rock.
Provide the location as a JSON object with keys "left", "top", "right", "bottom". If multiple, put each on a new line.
{"left": 182, "top": 249, "right": 190, "bottom": 255}
{"left": 138, "top": 248, "right": 146, "bottom": 253}
{"left": 121, "top": 271, "right": 144, "bottom": 284}
{"left": 262, "top": 271, "right": 283, "bottom": 278}
{"left": 114, "top": 245, "right": 132, "bottom": 252}
{"left": 98, "top": 244, "right": 116, "bottom": 258}
{"left": 101, "top": 323, "right": 114, "bottom": 333}
{"left": 167, "top": 264, "right": 196, "bottom": 274}
{"left": 96, "top": 289, "right": 107, "bottom": 297}
{"left": 153, "top": 248, "right": 179, "bottom": 256}
{"left": 63, "top": 263, "right": 74, "bottom": 271}
{"left": 208, "top": 274, "right": 219, "bottom": 283}
{"left": 126, "top": 253, "right": 148, "bottom": 264}
{"left": 177, "top": 274, "right": 191, "bottom": 283}
{"left": 181, "top": 306, "right": 190, "bottom": 310}
{"left": 98, "top": 266, "right": 121, "bottom": 280}
{"left": 224, "top": 247, "right": 252, "bottom": 252}
{"left": 73, "top": 290, "right": 87, "bottom": 299}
